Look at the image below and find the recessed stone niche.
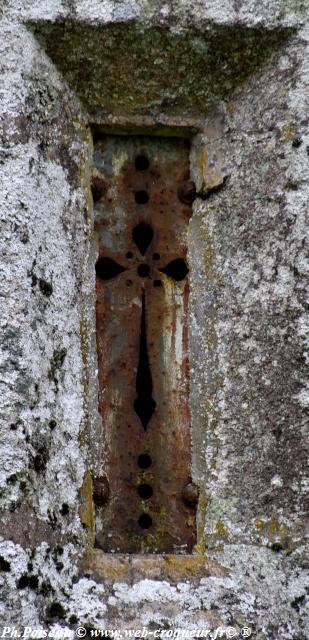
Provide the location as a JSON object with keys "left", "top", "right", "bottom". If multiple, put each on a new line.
{"left": 30, "top": 21, "right": 292, "bottom": 127}
{"left": 28, "top": 18, "right": 295, "bottom": 579}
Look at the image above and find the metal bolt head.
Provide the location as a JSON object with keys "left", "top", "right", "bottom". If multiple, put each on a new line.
{"left": 91, "top": 175, "right": 106, "bottom": 202}
{"left": 177, "top": 180, "right": 196, "bottom": 205}
{"left": 182, "top": 482, "right": 199, "bottom": 506}
{"left": 93, "top": 476, "right": 109, "bottom": 506}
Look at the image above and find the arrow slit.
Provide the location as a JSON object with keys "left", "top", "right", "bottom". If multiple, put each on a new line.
{"left": 134, "top": 293, "right": 156, "bottom": 430}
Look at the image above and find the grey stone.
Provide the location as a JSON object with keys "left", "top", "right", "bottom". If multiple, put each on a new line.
{"left": 0, "top": 0, "right": 308, "bottom": 636}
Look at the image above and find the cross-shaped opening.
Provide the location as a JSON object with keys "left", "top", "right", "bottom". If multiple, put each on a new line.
{"left": 92, "top": 134, "right": 197, "bottom": 553}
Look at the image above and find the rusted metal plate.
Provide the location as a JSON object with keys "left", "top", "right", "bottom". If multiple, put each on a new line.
{"left": 92, "top": 135, "right": 196, "bottom": 553}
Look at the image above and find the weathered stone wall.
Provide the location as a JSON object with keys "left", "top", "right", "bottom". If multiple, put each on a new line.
{"left": 0, "top": 1, "right": 308, "bottom": 637}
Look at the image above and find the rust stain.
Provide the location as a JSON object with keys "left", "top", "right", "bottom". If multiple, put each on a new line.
{"left": 93, "top": 136, "right": 196, "bottom": 553}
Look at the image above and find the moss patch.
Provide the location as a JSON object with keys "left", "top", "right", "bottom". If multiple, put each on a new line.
{"left": 30, "top": 22, "right": 294, "bottom": 121}
{"left": 80, "top": 471, "right": 95, "bottom": 546}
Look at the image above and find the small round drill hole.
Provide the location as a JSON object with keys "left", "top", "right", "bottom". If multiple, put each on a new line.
{"left": 126, "top": 279, "right": 133, "bottom": 286}
{"left": 126, "top": 251, "right": 134, "bottom": 259}
{"left": 135, "top": 156, "right": 149, "bottom": 171}
{"left": 135, "top": 190, "right": 149, "bottom": 205}
{"left": 138, "top": 484, "right": 153, "bottom": 500}
{"left": 138, "top": 513, "right": 152, "bottom": 529}
{"left": 153, "top": 280, "right": 162, "bottom": 288}
{"left": 138, "top": 454, "right": 152, "bottom": 469}
{"left": 152, "top": 253, "right": 160, "bottom": 260}
{"left": 137, "top": 263, "right": 150, "bottom": 278}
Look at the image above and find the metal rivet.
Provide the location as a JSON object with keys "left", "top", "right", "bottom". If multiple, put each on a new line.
{"left": 177, "top": 180, "right": 196, "bottom": 205}
{"left": 182, "top": 482, "right": 199, "bottom": 506}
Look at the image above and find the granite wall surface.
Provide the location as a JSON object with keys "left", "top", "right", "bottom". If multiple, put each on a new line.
{"left": 0, "top": 1, "right": 308, "bottom": 637}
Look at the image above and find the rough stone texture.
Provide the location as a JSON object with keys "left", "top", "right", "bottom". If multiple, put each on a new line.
{"left": 0, "top": 0, "right": 308, "bottom": 638}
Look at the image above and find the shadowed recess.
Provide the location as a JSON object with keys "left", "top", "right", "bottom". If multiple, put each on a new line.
{"left": 133, "top": 222, "right": 154, "bottom": 256}
{"left": 96, "top": 257, "right": 127, "bottom": 280}
{"left": 138, "top": 513, "right": 152, "bottom": 529}
{"left": 137, "top": 453, "right": 152, "bottom": 469}
{"left": 159, "top": 258, "right": 189, "bottom": 281}
{"left": 134, "top": 293, "right": 156, "bottom": 430}
{"left": 135, "top": 155, "right": 149, "bottom": 171}
{"left": 137, "top": 263, "right": 150, "bottom": 278}
{"left": 135, "top": 190, "right": 149, "bottom": 204}
{"left": 138, "top": 483, "right": 153, "bottom": 500}
{"left": 28, "top": 22, "right": 294, "bottom": 121}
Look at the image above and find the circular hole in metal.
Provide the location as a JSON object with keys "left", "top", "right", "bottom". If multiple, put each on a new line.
{"left": 137, "top": 263, "right": 150, "bottom": 278}
{"left": 153, "top": 280, "right": 162, "bottom": 288}
{"left": 152, "top": 252, "right": 160, "bottom": 260}
{"left": 135, "top": 190, "right": 149, "bottom": 205}
{"left": 135, "top": 156, "right": 149, "bottom": 171}
{"left": 138, "top": 484, "right": 153, "bottom": 500}
{"left": 138, "top": 454, "right": 152, "bottom": 469}
{"left": 126, "top": 279, "right": 133, "bottom": 286}
{"left": 126, "top": 251, "right": 134, "bottom": 259}
{"left": 138, "top": 513, "right": 152, "bottom": 529}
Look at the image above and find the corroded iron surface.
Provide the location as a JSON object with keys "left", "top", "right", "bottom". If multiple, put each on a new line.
{"left": 93, "top": 136, "right": 196, "bottom": 552}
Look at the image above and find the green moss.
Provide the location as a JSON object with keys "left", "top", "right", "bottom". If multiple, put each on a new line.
{"left": 281, "top": 122, "right": 298, "bottom": 142}
{"left": 30, "top": 22, "right": 294, "bottom": 121}
{"left": 255, "top": 517, "right": 294, "bottom": 553}
{"left": 80, "top": 471, "right": 95, "bottom": 547}
{"left": 194, "top": 490, "right": 208, "bottom": 555}
{"left": 215, "top": 519, "right": 229, "bottom": 540}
